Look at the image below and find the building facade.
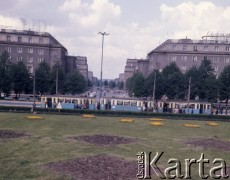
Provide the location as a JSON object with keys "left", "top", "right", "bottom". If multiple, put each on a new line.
{"left": 0, "top": 29, "right": 67, "bottom": 74}
{"left": 0, "top": 28, "right": 90, "bottom": 81}
{"left": 123, "top": 58, "right": 149, "bottom": 83}
{"left": 147, "top": 36, "right": 230, "bottom": 78}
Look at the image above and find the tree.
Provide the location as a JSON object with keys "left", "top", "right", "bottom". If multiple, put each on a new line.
{"left": 35, "top": 61, "right": 51, "bottom": 95}
{"left": 162, "top": 63, "right": 186, "bottom": 99}
{"left": 117, "top": 81, "right": 124, "bottom": 90}
{"left": 64, "top": 71, "right": 86, "bottom": 95}
{"left": 109, "top": 80, "right": 116, "bottom": 89}
{"left": 198, "top": 59, "right": 216, "bottom": 101}
{"left": 145, "top": 70, "right": 165, "bottom": 100}
{"left": 0, "top": 51, "right": 12, "bottom": 95}
{"left": 10, "top": 61, "right": 30, "bottom": 98}
{"left": 49, "top": 64, "right": 65, "bottom": 95}
{"left": 104, "top": 80, "right": 108, "bottom": 87}
{"left": 126, "top": 73, "right": 147, "bottom": 97}
{"left": 219, "top": 65, "right": 230, "bottom": 114}
{"left": 185, "top": 66, "right": 200, "bottom": 100}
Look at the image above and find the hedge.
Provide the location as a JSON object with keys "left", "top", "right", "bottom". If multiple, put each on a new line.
{"left": 0, "top": 106, "right": 230, "bottom": 121}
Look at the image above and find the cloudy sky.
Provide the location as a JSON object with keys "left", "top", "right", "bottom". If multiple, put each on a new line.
{"left": 0, "top": 0, "right": 230, "bottom": 79}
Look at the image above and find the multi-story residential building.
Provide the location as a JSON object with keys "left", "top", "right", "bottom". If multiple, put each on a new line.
{"left": 147, "top": 35, "right": 230, "bottom": 78}
{"left": 123, "top": 59, "right": 138, "bottom": 83}
{"left": 88, "top": 71, "right": 93, "bottom": 82}
{"left": 123, "top": 58, "right": 149, "bottom": 83}
{"left": 0, "top": 28, "right": 67, "bottom": 74}
{"left": 66, "top": 55, "right": 88, "bottom": 80}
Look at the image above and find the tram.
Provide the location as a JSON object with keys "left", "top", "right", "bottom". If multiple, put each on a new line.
{"left": 40, "top": 95, "right": 212, "bottom": 115}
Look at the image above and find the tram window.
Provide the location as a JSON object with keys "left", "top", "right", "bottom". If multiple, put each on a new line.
{"left": 124, "top": 101, "right": 130, "bottom": 105}
{"left": 131, "top": 101, "right": 137, "bottom": 106}
{"left": 117, "top": 100, "right": 123, "bottom": 105}
{"left": 207, "top": 105, "right": 210, "bottom": 109}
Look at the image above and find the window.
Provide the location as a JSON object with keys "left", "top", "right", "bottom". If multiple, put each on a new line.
{"left": 204, "top": 46, "right": 208, "bottom": 51}
{"left": 224, "top": 58, "right": 230, "bottom": 63}
{"left": 182, "top": 56, "right": 187, "bottom": 61}
{"left": 28, "top": 48, "right": 33, "bottom": 53}
{"left": 28, "top": 57, "right": 33, "bottom": 63}
{"left": 215, "top": 46, "right": 219, "bottom": 52}
{"left": 183, "top": 45, "right": 187, "bottom": 51}
{"left": 18, "top": 37, "right": 22, "bottom": 42}
{"left": 214, "top": 66, "right": 218, "bottom": 72}
{"left": 17, "top": 56, "right": 23, "bottom": 62}
{"left": 173, "top": 45, "right": 177, "bottom": 50}
{"left": 39, "top": 38, "right": 43, "bottom": 43}
{"left": 7, "top": 36, "right": 11, "bottom": 41}
{"left": 193, "top": 56, "right": 198, "bottom": 62}
{"left": 172, "top": 56, "right": 177, "bottom": 61}
{"left": 226, "top": 47, "right": 230, "bottom": 52}
{"left": 29, "top": 37, "right": 32, "bottom": 43}
{"left": 38, "top": 57, "right": 44, "bottom": 63}
{"left": 181, "top": 65, "right": 187, "bottom": 71}
{"left": 38, "top": 49, "right": 44, "bottom": 55}
{"left": 17, "top": 47, "right": 22, "bottom": 53}
{"left": 27, "top": 66, "right": 33, "bottom": 74}
{"left": 213, "top": 57, "right": 219, "bottom": 63}
{"left": 6, "top": 46, "right": 11, "bottom": 53}
{"left": 193, "top": 46, "right": 198, "bottom": 51}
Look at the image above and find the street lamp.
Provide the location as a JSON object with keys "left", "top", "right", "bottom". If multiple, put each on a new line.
{"left": 98, "top": 32, "right": 109, "bottom": 100}
{"left": 32, "top": 71, "right": 36, "bottom": 112}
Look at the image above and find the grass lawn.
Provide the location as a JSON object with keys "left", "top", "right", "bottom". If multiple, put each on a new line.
{"left": 0, "top": 112, "right": 229, "bottom": 179}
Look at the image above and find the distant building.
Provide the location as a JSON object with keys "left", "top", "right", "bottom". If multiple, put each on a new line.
{"left": 147, "top": 35, "right": 230, "bottom": 78}
{"left": 123, "top": 58, "right": 149, "bottom": 83}
{"left": 0, "top": 28, "right": 67, "bottom": 74}
{"left": 66, "top": 55, "right": 88, "bottom": 80}
{"left": 0, "top": 28, "right": 90, "bottom": 79}
{"left": 118, "top": 73, "right": 125, "bottom": 82}
{"left": 88, "top": 71, "right": 93, "bottom": 82}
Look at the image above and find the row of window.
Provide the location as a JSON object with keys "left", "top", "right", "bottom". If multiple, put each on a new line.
{"left": 16, "top": 56, "right": 44, "bottom": 63}
{"left": 171, "top": 45, "right": 230, "bottom": 52}
{"left": 180, "top": 65, "right": 219, "bottom": 72}
{"left": 169, "top": 55, "right": 230, "bottom": 63}
{"left": 6, "top": 35, "right": 48, "bottom": 44}
{"left": 5, "top": 46, "right": 44, "bottom": 55}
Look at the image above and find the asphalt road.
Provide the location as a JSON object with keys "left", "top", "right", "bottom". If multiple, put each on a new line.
{"left": 0, "top": 100, "right": 41, "bottom": 108}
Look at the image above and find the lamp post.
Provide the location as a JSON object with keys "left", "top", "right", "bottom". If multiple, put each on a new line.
{"left": 98, "top": 32, "right": 109, "bottom": 100}
{"left": 152, "top": 71, "right": 156, "bottom": 111}
{"left": 32, "top": 71, "right": 36, "bottom": 112}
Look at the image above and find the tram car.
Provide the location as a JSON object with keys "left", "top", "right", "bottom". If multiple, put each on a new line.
{"left": 40, "top": 96, "right": 211, "bottom": 115}
{"left": 40, "top": 95, "right": 95, "bottom": 110}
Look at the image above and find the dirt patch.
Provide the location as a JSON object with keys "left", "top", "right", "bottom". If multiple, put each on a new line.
{"left": 0, "top": 130, "right": 28, "bottom": 139}
{"left": 186, "top": 138, "right": 230, "bottom": 151}
{"left": 47, "top": 154, "right": 137, "bottom": 180}
{"left": 71, "top": 134, "right": 137, "bottom": 146}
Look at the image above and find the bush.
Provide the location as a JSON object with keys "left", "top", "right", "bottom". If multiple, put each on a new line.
{"left": 0, "top": 106, "right": 230, "bottom": 121}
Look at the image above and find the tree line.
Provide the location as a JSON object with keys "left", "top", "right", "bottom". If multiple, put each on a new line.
{"left": 126, "top": 58, "right": 230, "bottom": 103}
{"left": 0, "top": 51, "right": 87, "bottom": 98}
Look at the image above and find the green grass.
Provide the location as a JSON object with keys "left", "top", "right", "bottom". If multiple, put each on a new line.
{"left": 0, "top": 112, "right": 229, "bottom": 179}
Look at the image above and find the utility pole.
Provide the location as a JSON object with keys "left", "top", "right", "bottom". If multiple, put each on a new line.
{"left": 32, "top": 71, "right": 36, "bottom": 112}
{"left": 153, "top": 71, "right": 156, "bottom": 111}
{"left": 56, "top": 66, "right": 58, "bottom": 95}
{"left": 98, "top": 32, "right": 109, "bottom": 100}
{"left": 187, "top": 76, "right": 191, "bottom": 112}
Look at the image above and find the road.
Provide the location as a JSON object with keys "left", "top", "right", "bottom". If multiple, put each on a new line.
{"left": 0, "top": 100, "right": 41, "bottom": 108}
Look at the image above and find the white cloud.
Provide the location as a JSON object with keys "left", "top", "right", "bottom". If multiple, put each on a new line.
{"left": 0, "top": 1, "right": 230, "bottom": 79}
{"left": 159, "top": 1, "right": 230, "bottom": 38}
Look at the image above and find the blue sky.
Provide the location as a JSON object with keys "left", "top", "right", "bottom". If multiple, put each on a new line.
{"left": 0, "top": 0, "right": 230, "bottom": 78}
